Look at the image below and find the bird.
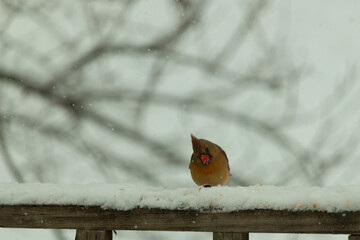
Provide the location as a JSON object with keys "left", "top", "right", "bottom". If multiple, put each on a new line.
{"left": 189, "top": 134, "right": 231, "bottom": 187}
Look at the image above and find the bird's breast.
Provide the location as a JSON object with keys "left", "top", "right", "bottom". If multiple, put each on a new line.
{"left": 189, "top": 154, "right": 229, "bottom": 186}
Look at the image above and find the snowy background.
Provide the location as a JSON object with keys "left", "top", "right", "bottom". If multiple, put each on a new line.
{"left": 1, "top": 0, "right": 360, "bottom": 239}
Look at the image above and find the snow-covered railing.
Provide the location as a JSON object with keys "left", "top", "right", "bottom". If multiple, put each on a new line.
{"left": 1, "top": 183, "right": 360, "bottom": 240}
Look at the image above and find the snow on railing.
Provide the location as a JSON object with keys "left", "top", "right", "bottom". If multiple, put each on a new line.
{"left": 1, "top": 183, "right": 360, "bottom": 240}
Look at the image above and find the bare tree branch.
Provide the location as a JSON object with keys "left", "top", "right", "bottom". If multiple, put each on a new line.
{"left": 0, "top": 121, "right": 24, "bottom": 182}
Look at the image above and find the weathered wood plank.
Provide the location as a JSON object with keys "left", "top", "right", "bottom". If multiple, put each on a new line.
{"left": 213, "top": 232, "right": 249, "bottom": 240}
{"left": 0, "top": 205, "right": 360, "bottom": 234}
{"left": 75, "top": 229, "right": 112, "bottom": 240}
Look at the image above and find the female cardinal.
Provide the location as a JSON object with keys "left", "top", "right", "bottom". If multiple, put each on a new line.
{"left": 189, "top": 134, "right": 231, "bottom": 187}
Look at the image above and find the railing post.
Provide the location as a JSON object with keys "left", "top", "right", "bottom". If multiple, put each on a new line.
{"left": 349, "top": 235, "right": 360, "bottom": 240}
{"left": 75, "top": 229, "right": 112, "bottom": 240}
{"left": 213, "top": 232, "right": 249, "bottom": 240}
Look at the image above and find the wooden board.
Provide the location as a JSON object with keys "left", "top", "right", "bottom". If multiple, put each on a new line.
{"left": 0, "top": 205, "right": 359, "bottom": 234}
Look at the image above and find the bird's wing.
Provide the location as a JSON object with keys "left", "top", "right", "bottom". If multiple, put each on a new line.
{"left": 219, "top": 147, "right": 232, "bottom": 176}
{"left": 189, "top": 153, "right": 194, "bottom": 169}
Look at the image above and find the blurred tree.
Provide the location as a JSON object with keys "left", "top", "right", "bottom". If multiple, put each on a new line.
{"left": 1, "top": 0, "right": 358, "bottom": 186}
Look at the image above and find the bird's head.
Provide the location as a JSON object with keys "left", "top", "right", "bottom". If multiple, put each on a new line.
{"left": 191, "top": 134, "right": 213, "bottom": 165}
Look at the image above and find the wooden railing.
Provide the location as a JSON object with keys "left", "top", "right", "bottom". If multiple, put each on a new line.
{"left": 1, "top": 205, "right": 360, "bottom": 240}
